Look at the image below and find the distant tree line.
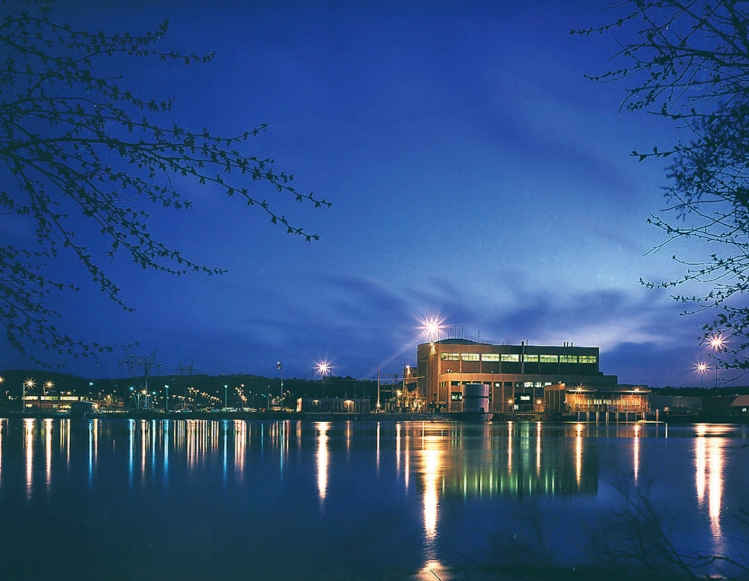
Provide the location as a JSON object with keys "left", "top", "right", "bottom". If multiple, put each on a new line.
{"left": 0, "top": 368, "right": 381, "bottom": 408}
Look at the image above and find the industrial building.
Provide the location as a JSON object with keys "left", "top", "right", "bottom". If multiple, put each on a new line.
{"left": 411, "top": 338, "right": 649, "bottom": 416}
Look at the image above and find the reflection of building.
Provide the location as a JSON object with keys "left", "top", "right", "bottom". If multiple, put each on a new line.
{"left": 411, "top": 423, "right": 599, "bottom": 499}
{"left": 296, "top": 397, "right": 371, "bottom": 413}
{"left": 417, "top": 339, "right": 647, "bottom": 415}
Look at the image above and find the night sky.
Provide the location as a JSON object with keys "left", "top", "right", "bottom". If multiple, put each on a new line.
{"left": 2, "top": 0, "right": 732, "bottom": 387}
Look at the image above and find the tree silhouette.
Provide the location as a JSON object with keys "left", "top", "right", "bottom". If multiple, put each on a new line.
{"left": 0, "top": 2, "right": 330, "bottom": 364}
{"left": 575, "top": 1, "right": 749, "bottom": 372}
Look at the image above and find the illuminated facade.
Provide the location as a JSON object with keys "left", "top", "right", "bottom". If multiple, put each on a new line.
{"left": 416, "top": 338, "right": 645, "bottom": 414}
{"left": 296, "top": 397, "right": 371, "bottom": 413}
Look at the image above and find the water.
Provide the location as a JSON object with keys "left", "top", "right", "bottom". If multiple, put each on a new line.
{"left": 0, "top": 418, "right": 747, "bottom": 580}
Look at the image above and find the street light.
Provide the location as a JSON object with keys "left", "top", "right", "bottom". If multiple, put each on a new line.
{"left": 23, "top": 379, "right": 34, "bottom": 411}
{"left": 708, "top": 335, "right": 725, "bottom": 387}
{"left": 695, "top": 362, "right": 709, "bottom": 388}
{"left": 317, "top": 360, "right": 331, "bottom": 397}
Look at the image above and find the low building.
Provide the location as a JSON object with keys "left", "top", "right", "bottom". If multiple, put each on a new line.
{"left": 649, "top": 395, "right": 702, "bottom": 416}
{"left": 296, "top": 397, "right": 371, "bottom": 413}
{"left": 23, "top": 394, "right": 91, "bottom": 412}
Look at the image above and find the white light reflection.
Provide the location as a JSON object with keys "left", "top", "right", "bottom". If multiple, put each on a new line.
{"left": 140, "top": 419, "right": 147, "bottom": 486}
{"left": 128, "top": 419, "right": 135, "bottom": 489}
{"left": 376, "top": 421, "right": 381, "bottom": 473}
{"left": 317, "top": 422, "right": 330, "bottom": 508}
{"left": 222, "top": 420, "right": 228, "bottom": 485}
{"left": 163, "top": 421, "right": 170, "bottom": 487}
{"left": 536, "top": 421, "right": 542, "bottom": 476}
{"left": 708, "top": 440, "right": 724, "bottom": 538}
{"left": 507, "top": 422, "right": 513, "bottom": 474}
{"left": 24, "top": 418, "right": 34, "bottom": 500}
{"left": 396, "top": 423, "right": 401, "bottom": 474}
{"left": 234, "top": 420, "right": 246, "bottom": 481}
{"left": 575, "top": 423, "right": 583, "bottom": 488}
{"left": 695, "top": 425, "right": 726, "bottom": 539}
{"left": 44, "top": 418, "right": 52, "bottom": 495}
{"left": 423, "top": 448, "right": 440, "bottom": 540}
{"left": 0, "top": 419, "right": 4, "bottom": 487}
{"left": 633, "top": 423, "right": 640, "bottom": 485}
{"left": 419, "top": 435, "right": 445, "bottom": 580}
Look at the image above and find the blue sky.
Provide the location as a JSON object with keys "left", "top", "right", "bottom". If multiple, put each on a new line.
{"left": 2, "top": 0, "right": 734, "bottom": 386}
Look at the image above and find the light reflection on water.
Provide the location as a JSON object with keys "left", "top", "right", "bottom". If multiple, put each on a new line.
{"left": 0, "top": 418, "right": 747, "bottom": 580}
{"left": 694, "top": 424, "right": 727, "bottom": 540}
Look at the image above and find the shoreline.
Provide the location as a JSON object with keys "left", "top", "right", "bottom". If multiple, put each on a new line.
{"left": 0, "top": 409, "right": 745, "bottom": 424}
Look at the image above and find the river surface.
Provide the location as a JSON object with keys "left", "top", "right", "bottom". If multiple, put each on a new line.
{"left": 0, "top": 418, "right": 747, "bottom": 580}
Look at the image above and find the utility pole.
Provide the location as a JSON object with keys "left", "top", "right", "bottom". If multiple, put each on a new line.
{"left": 377, "top": 363, "right": 381, "bottom": 412}
{"left": 277, "top": 361, "right": 284, "bottom": 409}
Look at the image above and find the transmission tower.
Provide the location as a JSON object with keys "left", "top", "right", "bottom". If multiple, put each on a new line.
{"left": 120, "top": 349, "right": 164, "bottom": 410}
{"left": 175, "top": 361, "right": 199, "bottom": 410}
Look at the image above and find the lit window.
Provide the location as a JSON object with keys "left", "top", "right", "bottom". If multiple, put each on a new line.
{"left": 560, "top": 355, "right": 578, "bottom": 363}
{"left": 523, "top": 354, "right": 539, "bottom": 362}
{"left": 539, "top": 355, "right": 558, "bottom": 363}
{"left": 462, "top": 353, "right": 479, "bottom": 361}
{"left": 440, "top": 353, "right": 460, "bottom": 361}
{"left": 524, "top": 382, "right": 533, "bottom": 388}
{"left": 579, "top": 355, "right": 597, "bottom": 364}
{"left": 501, "top": 354, "right": 520, "bottom": 362}
{"left": 482, "top": 353, "right": 500, "bottom": 362}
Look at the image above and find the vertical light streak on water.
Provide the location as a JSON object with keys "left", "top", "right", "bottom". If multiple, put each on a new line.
{"left": 60, "top": 418, "right": 70, "bottom": 472}
{"left": 396, "top": 423, "right": 401, "bottom": 475}
{"left": 507, "top": 422, "right": 513, "bottom": 475}
{"left": 404, "top": 425, "right": 410, "bottom": 492}
{"left": 128, "top": 419, "right": 135, "bottom": 489}
{"left": 0, "top": 419, "right": 4, "bottom": 488}
{"left": 88, "top": 420, "right": 95, "bottom": 487}
{"left": 279, "top": 422, "right": 284, "bottom": 479}
{"left": 234, "top": 420, "right": 245, "bottom": 482}
{"left": 44, "top": 418, "right": 52, "bottom": 496}
{"left": 189, "top": 420, "right": 198, "bottom": 470}
{"left": 151, "top": 420, "right": 157, "bottom": 476}
{"left": 346, "top": 421, "right": 352, "bottom": 459}
{"left": 708, "top": 437, "right": 724, "bottom": 539}
{"left": 317, "top": 422, "right": 329, "bottom": 509}
{"left": 222, "top": 420, "right": 228, "bottom": 486}
{"left": 633, "top": 423, "right": 641, "bottom": 485}
{"left": 24, "top": 418, "right": 34, "bottom": 500}
{"left": 536, "top": 422, "right": 542, "bottom": 477}
{"left": 163, "top": 420, "right": 170, "bottom": 487}
{"left": 575, "top": 423, "right": 583, "bottom": 489}
{"left": 422, "top": 443, "right": 442, "bottom": 557}
{"left": 141, "top": 420, "right": 148, "bottom": 487}
{"left": 376, "top": 421, "right": 381, "bottom": 474}
{"left": 260, "top": 423, "right": 265, "bottom": 463}
{"left": 696, "top": 425, "right": 707, "bottom": 504}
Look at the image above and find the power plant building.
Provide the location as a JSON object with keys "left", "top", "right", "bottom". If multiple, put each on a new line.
{"left": 414, "top": 338, "right": 646, "bottom": 415}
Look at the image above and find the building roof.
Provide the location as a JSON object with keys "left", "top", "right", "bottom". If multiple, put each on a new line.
{"left": 729, "top": 395, "right": 749, "bottom": 407}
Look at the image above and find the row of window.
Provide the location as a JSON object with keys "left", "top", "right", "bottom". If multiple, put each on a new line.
{"left": 440, "top": 381, "right": 554, "bottom": 388}
{"left": 440, "top": 353, "right": 597, "bottom": 364}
